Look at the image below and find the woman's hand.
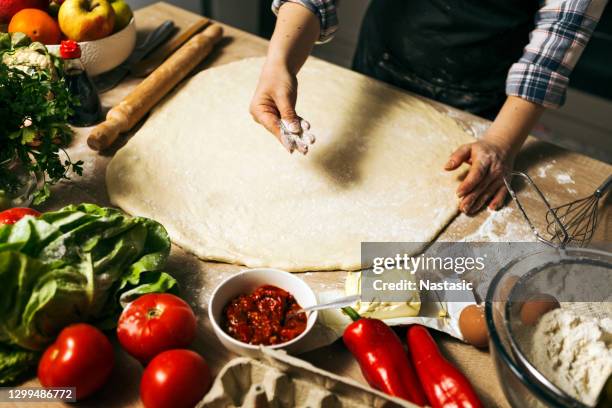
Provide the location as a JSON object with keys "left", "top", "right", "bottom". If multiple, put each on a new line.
{"left": 250, "top": 63, "right": 301, "bottom": 141}
{"left": 445, "top": 138, "right": 515, "bottom": 214}
{"left": 445, "top": 96, "right": 544, "bottom": 214}
{"left": 249, "top": 2, "right": 320, "bottom": 151}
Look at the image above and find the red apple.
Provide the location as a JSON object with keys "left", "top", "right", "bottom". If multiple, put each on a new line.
{"left": 0, "top": 0, "right": 48, "bottom": 23}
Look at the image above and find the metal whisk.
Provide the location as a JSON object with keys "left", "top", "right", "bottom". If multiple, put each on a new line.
{"left": 545, "top": 174, "right": 612, "bottom": 246}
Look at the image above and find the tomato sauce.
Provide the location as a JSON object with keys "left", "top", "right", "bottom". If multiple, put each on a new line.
{"left": 222, "top": 285, "right": 307, "bottom": 345}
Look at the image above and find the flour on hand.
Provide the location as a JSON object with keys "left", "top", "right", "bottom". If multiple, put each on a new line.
{"left": 280, "top": 118, "right": 316, "bottom": 155}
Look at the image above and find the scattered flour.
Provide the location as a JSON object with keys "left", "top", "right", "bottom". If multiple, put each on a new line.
{"left": 536, "top": 161, "right": 576, "bottom": 189}
{"left": 461, "top": 207, "right": 535, "bottom": 242}
{"left": 537, "top": 163, "right": 553, "bottom": 178}
{"left": 441, "top": 107, "right": 490, "bottom": 138}
{"left": 567, "top": 188, "right": 577, "bottom": 195}
{"left": 555, "top": 173, "right": 575, "bottom": 185}
{"left": 535, "top": 160, "right": 558, "bottom": 177}
{"left": 465, "top": 121, "right": 490, "bottom": 138}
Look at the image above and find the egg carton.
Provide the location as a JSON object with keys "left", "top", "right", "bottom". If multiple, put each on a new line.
{"left": 198, "top": 348, "right": 417, "bottom": 408}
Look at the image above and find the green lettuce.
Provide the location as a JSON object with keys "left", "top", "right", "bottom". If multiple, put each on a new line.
{"left": 0, "top": 345, "right": 39, "bottom": 385}
{"left": 0, "top": 203, "right": 178, "bottom": 384}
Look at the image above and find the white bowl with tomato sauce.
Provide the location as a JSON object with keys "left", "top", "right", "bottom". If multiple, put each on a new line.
{"left": 208, "top": 268, "right": 318, "bottom": 357}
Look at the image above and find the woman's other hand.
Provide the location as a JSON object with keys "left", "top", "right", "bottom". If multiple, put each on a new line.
{"left": 444, "top": 96, "right": 544, "bottom": 214}
{"left": 445, "top": 139, "right": 515, "bottom": 213}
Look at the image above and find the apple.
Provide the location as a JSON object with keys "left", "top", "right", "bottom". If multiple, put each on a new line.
{"left": 0, "top": 0, "right": 48, "bottom": 23}
{"left": 58, "top": 0, "right": 115, "bottom": 42}
{"left": 109, "top": 0, "right": 131, "bottom": 32}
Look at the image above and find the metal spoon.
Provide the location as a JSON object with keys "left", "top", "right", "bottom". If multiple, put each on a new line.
{"left": 288, "top": 294, "right": 360, "bottom": 317}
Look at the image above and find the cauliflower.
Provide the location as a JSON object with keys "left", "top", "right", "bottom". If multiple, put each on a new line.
{"left": 2, "top": 42, "right": 56, "bottom": 78}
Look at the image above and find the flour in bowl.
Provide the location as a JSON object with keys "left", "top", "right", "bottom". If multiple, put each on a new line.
{"left": 528, "top": 308, "right": 612, "bottom": 406}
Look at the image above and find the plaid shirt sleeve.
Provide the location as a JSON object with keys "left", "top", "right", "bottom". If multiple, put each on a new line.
{"left": 271, "top": 0, "right": 339, "bottom": 43}
{"left": 506, "top": 0, "right": 608, "bottom": 108}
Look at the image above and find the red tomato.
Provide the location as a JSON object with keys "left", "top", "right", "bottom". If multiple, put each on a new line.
{"left": 0, "top": 207, "right": 41, "bottom": 224}
{"left": 38, "top": 324, "right": 114, "bottom": 400}
{"left": 117, "top": 293, "right": 197, "bottom": 363}
{"left": 140, "top": 349, "right": 212, "bottom": 408}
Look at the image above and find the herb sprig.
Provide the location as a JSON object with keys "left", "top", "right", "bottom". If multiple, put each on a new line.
{"left": 0, "top": 52, "right": 82, "bottom": 204}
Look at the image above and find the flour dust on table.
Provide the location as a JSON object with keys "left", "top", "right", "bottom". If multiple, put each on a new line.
{"left": 106, "top": 57, "right": 474, "bottom": 271}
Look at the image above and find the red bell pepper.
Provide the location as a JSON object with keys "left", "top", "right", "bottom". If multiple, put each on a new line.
{"left": 407, "top": 325, "right": 483, "bottom": 408}
{"left": 0, "top": 208, "right": 41, "bottom": 225}
{"left": 342, "top": 307, "right": 427, "bottom": 405}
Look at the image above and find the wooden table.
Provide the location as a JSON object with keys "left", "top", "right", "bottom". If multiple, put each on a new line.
{"left": 13, "top": 3, "right": 612, "bottom": 407}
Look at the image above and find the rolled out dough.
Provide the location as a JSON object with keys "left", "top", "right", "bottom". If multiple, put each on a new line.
{"left": 106, "top": 58, "right": 473, "bottom": 271}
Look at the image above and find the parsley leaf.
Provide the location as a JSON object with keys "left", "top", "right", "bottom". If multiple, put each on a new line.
{"left": 0, "top": 44, "right": 81, "bottom": 204}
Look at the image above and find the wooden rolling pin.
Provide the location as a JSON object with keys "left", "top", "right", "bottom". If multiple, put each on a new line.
{"left": 87, "top": 24, "right": 223, "bottom": 151}
{"left": 131, "top": 17, "right": 210, "bottom": 78}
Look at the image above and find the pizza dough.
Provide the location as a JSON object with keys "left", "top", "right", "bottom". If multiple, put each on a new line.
{"left": 106, "top": 58, "right": 473, "bottom": 271}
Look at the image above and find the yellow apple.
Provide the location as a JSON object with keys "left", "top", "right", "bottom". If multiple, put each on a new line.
{"left": 58, "top": 0, "right": 115, "bottom": 42}
{"left": 109, "top": 0, "right": 132, "bottom": 32}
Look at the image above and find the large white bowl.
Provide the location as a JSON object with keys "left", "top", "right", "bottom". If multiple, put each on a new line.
{"left": 48, "top": 17, "right": 136, "bottom": 76}
{"left": 209, "top": 268, "right": 318, "bottom": 358}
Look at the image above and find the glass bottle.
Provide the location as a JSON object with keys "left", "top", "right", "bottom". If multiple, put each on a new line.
{"left": 60, "top": 40, "right": 102, "bottom": 127}
{"left": 0, "top": 152, "right": 43, "bottom": 210}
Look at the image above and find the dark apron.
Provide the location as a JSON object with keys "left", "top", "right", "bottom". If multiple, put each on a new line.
{"left": 352, "top": 0, "right": 538, "bottom": 119}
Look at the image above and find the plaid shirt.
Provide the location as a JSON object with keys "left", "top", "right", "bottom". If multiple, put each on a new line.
{"left": 272, "top": 0, "right": 608, "bottom": 108}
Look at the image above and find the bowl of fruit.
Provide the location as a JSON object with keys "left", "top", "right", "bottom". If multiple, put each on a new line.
{"left": 1, "top": 0, "right": 135, "bottom": 76}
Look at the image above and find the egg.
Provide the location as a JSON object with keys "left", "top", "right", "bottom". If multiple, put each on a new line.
{"left": 519, "top": 293, "right": 560, "bottom": 326}
{"left": 459, "top": 304, "right": 489, "bottom": 348}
